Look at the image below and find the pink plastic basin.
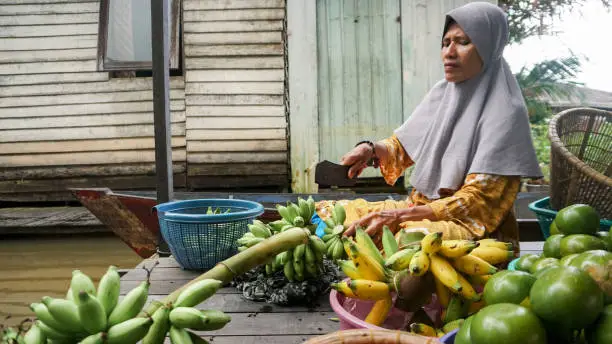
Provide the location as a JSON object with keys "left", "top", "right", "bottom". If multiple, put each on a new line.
{"left": 329, "top": 279, "right": 443, "bottom": 331}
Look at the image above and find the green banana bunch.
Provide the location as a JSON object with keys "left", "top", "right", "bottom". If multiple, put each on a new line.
{"left": 107, "top": 280, "right": 150, "bottom": 327}
{"left": 107, "top": 317, "right": 153, "bottom": 344}
{"left": 169, "top": 307, "right": 231, "bottom": 331}
{"left": 275, "top": 197, "right": 316, "bottom": 228}
{"left": 248, "top": 220, "right": 272, "bottom": 238}
{"left": 169, "top": 326, "right": 193, "bottom": 344}
{"left": 142, "top": 305, "right": 171, "bottom": 344}
{"left": 77, "top": 291, "right": 107, "bottom": 334}
{"left": 23, "top": 322, "right": 46, "bottom": 344}
{"left": 174, "top": 279, "right": 223, "bottom": 308}
{"left": 80, "top": 332, "right": 107, "bottom": 344}
{"left": 70, "top": 270, "right": 96, "bottom": 296}
{"left": 96, "top": 265, "right": 121, "bottom": 317}
{"left": 322, "top": 224, "right": 347, "bottom": 261}
{"left": 41, "top": 296, "right": 85, "bottom": 333}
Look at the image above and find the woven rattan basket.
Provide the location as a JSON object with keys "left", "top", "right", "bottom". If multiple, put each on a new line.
{"left": 548, "top": 107, "right": 611, "bottom": 219}
{"left": 302, "top": 329, "right": 441, "bottom": 344}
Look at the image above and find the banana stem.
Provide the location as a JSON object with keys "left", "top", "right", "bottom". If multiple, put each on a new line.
{"left": 140, "top": 227, "right": 311, "bottom": 317}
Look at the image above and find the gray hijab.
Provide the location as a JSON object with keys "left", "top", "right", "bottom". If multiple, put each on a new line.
{"left": 394, "top": 2, "right": 542, "bottom": 200}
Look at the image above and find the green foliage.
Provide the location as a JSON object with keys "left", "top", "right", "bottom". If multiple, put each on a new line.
{"left": 499, "top": 0, "right": 611, "bottom": 44}
{"left": 530, "top": 122, "right": 552, "bottom": 182}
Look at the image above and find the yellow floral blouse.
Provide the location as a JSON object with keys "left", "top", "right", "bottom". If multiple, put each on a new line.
{"left": 316, "top": 135, "right": 522, "bottom": 244}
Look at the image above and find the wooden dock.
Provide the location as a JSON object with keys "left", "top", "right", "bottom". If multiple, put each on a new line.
{"left": 119, "top": 242, "right": 544, "bottom": 343}
{"left": 0, "top": 206, "right": 107, "bottom": 236}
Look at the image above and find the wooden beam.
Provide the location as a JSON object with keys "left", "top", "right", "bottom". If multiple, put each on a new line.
{"left": 151, "top": 0, "right": 173, "bottom": 255}
{"left": 287, "top": 0, "right": 319, "bottom": 193}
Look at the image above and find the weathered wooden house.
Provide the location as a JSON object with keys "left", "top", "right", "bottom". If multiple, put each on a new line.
{"left": 0, "top": 0, "right": 494, "bottom": 202}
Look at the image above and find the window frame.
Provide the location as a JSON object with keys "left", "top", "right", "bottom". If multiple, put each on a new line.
{"left": 96, "top": 0, "right": 182, "bottom": 72}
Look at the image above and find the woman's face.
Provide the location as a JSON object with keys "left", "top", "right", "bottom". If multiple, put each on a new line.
{"left": 441, "top": 23, "right": 483, "bottom": 83}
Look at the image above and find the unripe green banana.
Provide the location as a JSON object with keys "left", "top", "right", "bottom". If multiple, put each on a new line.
{"left": 65, "top": 288, "right": 75, "bottom": 303}
{"left": 305, "top": 262, "right": 318, "bottom": 277}
{"left": 322, "top": 233, "right": 335, "bottom": 242}
{"left": 332, "top": 239, "right": 345, "bottom": 260}
{"left": 248, "top": 223, "right": 271, "bottom": 238}
{"left": 292, "top": 216, "right": 305, "bottom": 228}
{"left": 170, "top": 308, "right": 231, "bottom": 331}
{"left": 309, "top": 235, "right": 326, "bottom": 261}
{"left": 293, "top": 259, "right": 305, "bottom": 281}
{"left": 237, "top": 246, "right": 248, "bottom": 252}
{"left": 298, "top": 198, "right": 311, "bottom": 220}
{"left": 243, "top": 237, "right": 265, "bottom": 247}
{"left": 307, "top": 196, "right": 316, "bottom": 217}
{"left": 268, "top": 219, "right": 290, "bottom": 233}
{"left": 97, "top": 265, "right": 121, "bottom": 317}
{"left": 283, "top": 258, "right": 295, "bottom": 281}
{"left": 70, "top": 270, "right": 96, "bottom": 298}
{"left": 169, "top": 326, "right": 193, "bottom": 344}
{"left": 195, "top": 310, "right": 232, "bottom": 331}
{"left": 23, "top": 322, "right": 46, "bottom": 344}
{"left": 174, "top": 279, "right": 223, "bottom": 308}
{"left": 333, "top": 204, "right": 346, "bottom": 226}
{"left": 142, "top": 305, "right": 171, "bottom": 344}
{"left": 304, "top": 244, "right": 316, "bottom": 264}
{"left": 107, "top": 317, "right": 153, "bottom": 344}
{"left": 41, "top": 296, "right": 83, "bottom": 333}
{"left": 35, "top": 320, "right": 71, "bottom": 341}
{"left": 107, "top": 280, "right": 150, "bottom": 327}
{"left": 276, "top": 205, "right": 292, "bottom": 223}
{"left": 79, "top": 332, "right": 106, "bottom": 344}
{"left": 77, "top": 291, "right": 107, "bottom": 334}
{"left": 287, "top": 203, "right": 300, "bottom": 221}
{"left": 323, "top": 218, "right": 336, "bottom": 230}
{"left": 30, "top": 303, "right": 69, "bottom": 333}
{"left": 326, "top": 236, "right": 339, "bottom": 257}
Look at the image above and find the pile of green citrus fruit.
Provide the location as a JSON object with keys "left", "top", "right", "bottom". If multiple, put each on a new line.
{"left": 453, "top": 203, "right": 611, "bottom": 344}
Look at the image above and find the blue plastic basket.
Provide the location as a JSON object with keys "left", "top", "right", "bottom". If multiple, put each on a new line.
{"left": 154, "top": 199, "right": 264, "bottom": 271}
{"left": 528, "top": 196, "right": 611, "bottom": 239}
{"left": 440, "top": 328, "right": 458, "bottom": 343}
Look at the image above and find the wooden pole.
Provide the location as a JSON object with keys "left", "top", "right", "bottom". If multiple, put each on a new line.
{"left": 151, "top": 0, "right": 173, "bottom": 256}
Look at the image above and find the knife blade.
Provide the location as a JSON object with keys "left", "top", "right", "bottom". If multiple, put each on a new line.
{"left": 314, "top": 160, "right": 357, "bottom": 187}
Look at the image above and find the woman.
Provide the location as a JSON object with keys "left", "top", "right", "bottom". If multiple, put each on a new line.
{"left": 317, "top": 2, "right": 542, "bottom": 251}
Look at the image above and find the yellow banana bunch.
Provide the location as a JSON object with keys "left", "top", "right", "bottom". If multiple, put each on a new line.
{"left": 364, "top": 294, "right": 393, "bottom": 326}
{"left": 344, "top": 237, "right": 387, "bottom": 281}
{"left": 429, "top": 254, "right": 462, "bottom": 293}
{"left": 439, "top": 240, "right": 479, "bottom": 258}
{"left": 452, "top": 254, "right": 498, "bottom": 275}
{"left": 421, "top": 232, "right": 443, "bottom": 254}
{"left": 384, "top": 247, "right": 419, "bottom": 271}
{"left": 409, "top": 251, "right": 430, "bottom": 276}
{"left": 469, "top": 245, "right": 514, "bottom": 265}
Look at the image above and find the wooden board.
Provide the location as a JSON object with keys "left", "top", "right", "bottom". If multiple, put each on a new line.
{"left": 186, "top": 57, "right": 283, "bottom": 69}
{"left": 0, "top": 48, "right": 97, "bottom": 63}
{"left": 186, "top": 70, "right": 284, "bottom": 82}
{"left": 183, "top": 0, "right": 286, "bottom": 10}
{"left": 186, "top": 81, "right": 284, "bottom": 95}
{"left": 0, "top": 206, "right": 106, "bottom": 235}
{"left": 0, "top": 13, "right": 99, "bottom": 26}
{"left": 185, "top": 44, "right": 284, "bottom": 57}
{"left": 187, "top": 128, "right": 286, "bottom": 140}
{"left": 0, "top": 163, "right": 187, "bottom": 180}
{"left": 187, "top": 140, "right": 286, "bottom": 152}
{"left": 0, "top": 100, "right": 185, "bottom": 118}
{"left": 0, "top": 137, "right": 186, "bottom": 155}
{"left": 184, "top": 20, "right": 283, "bottom": 33}
{"left": 0, "top": 149, "right": 187, "bottom": 167}
{"left": 183, "top": 9, "right": 285, "bottom": 22}
{"left": 187, "top": 163, "right": 287, "bottom": 176}
{"left": 186, "top": 105, "right": 284, "bottom": 117}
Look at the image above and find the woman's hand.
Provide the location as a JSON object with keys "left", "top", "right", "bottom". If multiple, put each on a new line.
{"left": 343, "top": 205, "right": 437, "bottom": 242}
{"left": 340, "top": 143, "right": 375, "bottom": 179}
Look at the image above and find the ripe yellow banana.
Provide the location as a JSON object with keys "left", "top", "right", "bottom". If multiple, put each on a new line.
{"left": 142, "top": 304, "right": 171, "bottom": 344}
{"left": 96, "top": 265, "right": 121, "bottom": 317}
{"left": 174, "top": 279, "right": 223, "bottom": 308}
{"left": 477, "top": 238, "right": 513, "bottom": 250}
{"left": 344, "top": 238, "right": 387, "bottom": 281}
{"left": 107, "top": 317, "right": 153, "bottom": 344}
{"left": 107, "top": 280, "right": 150, "bottom": 327}
{"left": 364, "top": 294, "right": 392, "bottom": 326}
{"left": 331, "top": 281, "right": 357, "bottom": 298}
{"left": 429, "top": 254, "right": 463, "bottom": 293}
{"left": 410, "top": 323, "right": 437, "bottom": 337}
{"left": 169, "top": 307, "right": 231, "bottom": 331}
{"left": 169, "top": 326, "right": 193, "bottom": 344}
{"left": 41, "top": 296, "right": 83, "bottom": 333}
{"left": 421, "top": 232, "right": 443, "bottom": 254}
{"left": 439, "top": 240, "right": 479, "bottom": 258}
{"left": 348, "top": 279, "right": 390, "bottom": 300}
{"left": 23, "top": 322, "right": 46, "bottom": 344}
{"left": 409, "top": 251, "right": 430, "bottom": 276}
{"left": 452, "top": 254, "right": 498, "bottom": 275}
{"left": 79, "top": 332, "right": 106, "bottom": 344}
{"left": 76, "top": 291, "right": 107, "bottom": 334}
{"left": 355, "top": 228, "right": 385, "bottom": 267}
{"left": 337, "top": 260, "right": 362, "bottom": 280}
{"left": 384, "top": 247, "right": 419, "bottom": 271}
{"left": 434, "top": 277, "right": 451, "bottom": 308}
{"left": 469, "top": 246, "right": 514, "bottom": 265}
{"left": 30, "top": 303, "right": 71, "bottom": 334}
{"left": 456, "top": 273, "right": 481, "bottom": 301}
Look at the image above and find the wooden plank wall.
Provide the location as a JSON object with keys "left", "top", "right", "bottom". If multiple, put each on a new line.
{"left": 182, "top": 0, "right": 289, "bottom": 190}
{"left": 0, "top": 0, "right": 187, "bottom": 202}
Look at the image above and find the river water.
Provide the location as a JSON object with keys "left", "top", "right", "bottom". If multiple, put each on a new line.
{"left": 0, "top": 235, "right": 141, "bottom": 327}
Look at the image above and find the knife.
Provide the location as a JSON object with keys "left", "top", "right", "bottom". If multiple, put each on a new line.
{"left": 314, "top": 160, "right": 358, "bottom": 187}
